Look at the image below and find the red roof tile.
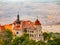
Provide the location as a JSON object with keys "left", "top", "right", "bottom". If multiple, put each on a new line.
{"left": 35, "top": 19, "right": 41, "bottom": 25}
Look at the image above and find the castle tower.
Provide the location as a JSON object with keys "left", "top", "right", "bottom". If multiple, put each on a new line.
{"left": 35, "top": 19, "right": 42, "bottom": 31}
{"left": 34, "top": 18, "right": 43, "bottom": 41}
{"left": 12, "top": 13, "right": 23, "bottom": 37}
{"left": 12, "top": 13, "right": 21, "bottom": 29}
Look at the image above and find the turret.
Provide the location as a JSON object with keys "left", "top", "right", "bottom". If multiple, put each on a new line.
{"left": 35, "top": 19, "right": 41, "bottom": 25}
{"left": 35, "top": 19, "right": 42, "bottom": 30}
{"left": 34, "top": 18, "right": 43, "bottom": 41}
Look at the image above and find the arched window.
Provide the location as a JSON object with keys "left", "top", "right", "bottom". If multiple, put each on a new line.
{"left": 16, "top": 32, "right": 19, "bottom": 34}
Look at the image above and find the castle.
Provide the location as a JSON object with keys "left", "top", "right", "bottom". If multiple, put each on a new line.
{"left": 0, "top": 14, "right": 43, "bottom": 41}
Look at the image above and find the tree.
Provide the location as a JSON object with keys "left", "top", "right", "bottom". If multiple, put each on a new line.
{"left": 54, "top": 38, "right": 60, "bottom": 45}
{"left": 47, "top": 37, "right": 60, "bottom": 45}
{"left": 27, "top": 40, "right": 36, "bottom": 45}
{"left": 0, "top": 29, "right": 13, "bottom": 45}
{"left": 43, "top": 32, "right": 49, "bottom": 40}
{"left": 12, "top": 33, "right": 36, "bottom": 45}
{"left": 47, "top": 40, "right": 57, "bottom": 45}
{"left": 36, "top": 41, "right": 46, "bottom": 45}
{"left": 12, "top": 33, "right": 29, "bottom": 45}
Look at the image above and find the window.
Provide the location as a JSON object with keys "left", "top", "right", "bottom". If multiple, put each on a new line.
{"left": 39, "top": 34, "right": 41, "bottom": 37}
{"left": 30, "top": 34, "right": 34, "bottom": 37}
{"left": 39, "top": 34, "right": 42, "bottom": 37}
{"left": 24, "top": 28, "right": 27, "bottom": 32}
{"left": 35, "top": 35, "right": 36, "bottom": 37}
{"left": 28, "top": 30, "right": 29, "bottom": 32}
{"left": 30, "top": 31, "right": 34, "bottom": 33}
{"left": 16, "top": 32, "right": 19, "bottom": 34}
{"left": 32, "top": 31, "right": 34, "bottom": 33}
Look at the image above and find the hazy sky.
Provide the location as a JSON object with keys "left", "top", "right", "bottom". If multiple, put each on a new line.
{"left": 1, "top": 0, "right": 60, "bottom": 3}
{"left": 0, "top": 0, "right": 60, "bottom": 25}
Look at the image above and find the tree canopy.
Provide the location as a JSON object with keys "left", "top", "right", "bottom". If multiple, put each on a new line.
{"left": 0, "top": 29, "right": 13, "bottom": 45}
{"left": 0, "top": 30, "right": 60, "bottom": 45}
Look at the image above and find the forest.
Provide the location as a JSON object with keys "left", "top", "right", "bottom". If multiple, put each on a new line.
{"left": 0, "top": 29, "right": 60, "bottom": 45}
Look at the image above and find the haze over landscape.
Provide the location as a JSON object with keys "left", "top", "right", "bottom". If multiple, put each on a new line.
{"left": 0, "top": 0, "right": 60, "bottom": 32}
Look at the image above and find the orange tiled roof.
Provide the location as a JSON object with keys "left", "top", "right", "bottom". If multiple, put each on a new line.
{"left": 0, "top": 19, "right": 41, "bottom": 36}
{"left": 13, "top": 20, "right": 35, "bottom": 31}
{"left": 22, "top": 20, "right": 35, "bottom": 30}
{"left": 4, "top": 19, "right": 41, "bottom": 31}
{"left": 14, "top": 25, "right": 21, "bottom": 30}
{"left": 0, "top": 26, "right": 5, "bottom": 30}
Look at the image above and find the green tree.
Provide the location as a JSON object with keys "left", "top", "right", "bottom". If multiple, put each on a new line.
{"left": 43, "top": 32, "right": 49, "bottom": 40}
{"left": 47, "top": 40, "right": 57, "bottom": 45}
{"left": 12, "top": 33, "right": 36, "bottom": 45}
{"left": 54, "top": 38, "right": 60, "bottom": 45}
{"left": 36, "top": 41, "right": 46, "bottom": 45}
{"left": 27, "top": 40, "right": 36, "bottom": 45}
{"left": 12, "top": 33, "right": 29, "bottom": 45}
{"left": 0, "top": 29, "right": 13, "bottom": 45}
{"left": 47, "top": 37, "right": 60, "bottom": 45}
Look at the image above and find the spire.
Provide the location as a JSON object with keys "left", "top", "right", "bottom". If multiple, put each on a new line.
{"left": 35, "top": 16, "right": 41, "bottom": 25}
{"left": 37, "top": 16, "right": 38, "bottom": 19}
{"left": 16, "top": 12, "right": 21, "bottom": 24}
{"left": 17, "top": 14, "right": 19, "bottom": 21}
